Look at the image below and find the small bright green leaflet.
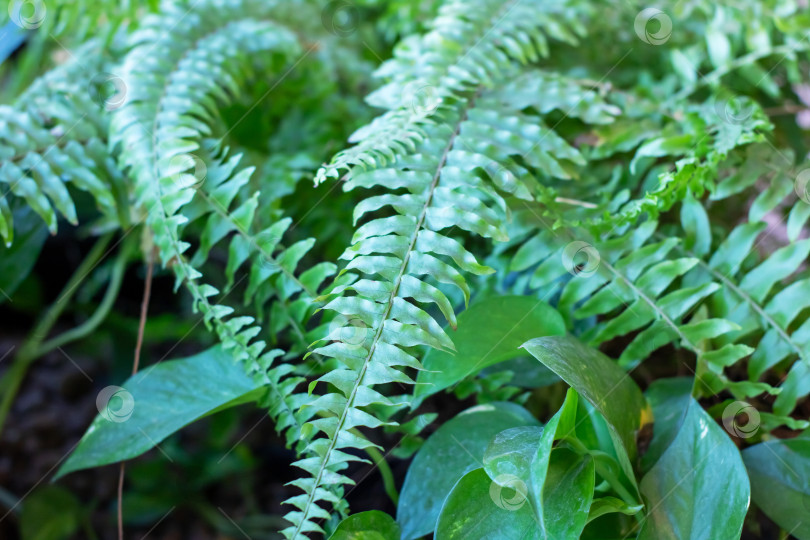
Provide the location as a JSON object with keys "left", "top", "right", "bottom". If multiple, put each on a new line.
{"left": 638, "top": 398, "right": 749, "bottom": 540}
{"left": 330, "top": 511, "right": 400, "bottom": 540}
{"left": 415, "top": 296, "right": 564, "bottom": 399}
{"left": 396, "top": 402, "right": 538, "bottom": 540}
{"left": 521, "top": 335, "right": 645, "bottom": 494}
{"left": 436, "top": 468, "right": 538, "bottom": 540}
{"left": 56, "top": 346, "right": 265, "bottom": 478}
{"left": 743, "top": 433, "right": 810, "bottom": 540}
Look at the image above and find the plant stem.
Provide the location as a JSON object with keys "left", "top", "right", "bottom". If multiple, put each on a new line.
{"left": 119, "top": 249, "right": 155, "bottom": 540}
{"left": 36, "top": 235, "right": 136, "bottom": 356}
{"left": 0, "top": 232, "right": 114, "bottom": 435}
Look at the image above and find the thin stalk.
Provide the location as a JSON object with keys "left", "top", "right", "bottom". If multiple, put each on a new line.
{"left": 118, "top": 250, "right": 154, "bottom": 540}
{"left": 36, "top": 235, "right": 136, "bottom": 356}
{"left": 0, "top": 232, "right": 114, "bottom": 434}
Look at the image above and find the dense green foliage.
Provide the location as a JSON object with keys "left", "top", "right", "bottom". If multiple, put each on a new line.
{"left": 2, "top": 0, "right": 810, "bottom": 538}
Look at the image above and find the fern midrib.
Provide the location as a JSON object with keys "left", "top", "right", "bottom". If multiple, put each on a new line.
{"left": 196, "top": 189, "right": 319, "bottom": 299}
{"left": 600, "top": 258, "right": 697, "bottom": 353}
{"left": 676, "top": 240, "right": 807, "bottom": 362}
{"left": 323, "top": 0, "right": 519, "bottom": 182}
{"left": 291, "top": 102, "right": 472, "bottom": 536}
{"left": 139, "top": 18, "right": 304, "bottom": 438}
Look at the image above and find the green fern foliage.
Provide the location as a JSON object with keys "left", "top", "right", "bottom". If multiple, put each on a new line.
{"left": 315, "top": 0, "right": 588, "bottom": 185}
{"left": 285, "top": 62, "right": 596, "bottom": 534}
{"left": 5, "top": 0, "right": 810, "bottom": 537}
{"left": 112, "top": 0, "right": 320, "bottom": 448}
{"left": 0, "top": 42, "right": 124, "bottom": 244}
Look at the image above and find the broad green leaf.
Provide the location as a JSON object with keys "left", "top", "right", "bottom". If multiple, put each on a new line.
{"left": 743, "top": 434, "right": 810, "bottom": 540}
{"left": 440, "top": 395, "right": 594, "bottom": 540}
{"left": 438, "top": 450, "right": 595, "bottom": 540}
{"left": 521, "top": 335, "right": 646, "bottom": 465}
{"left": 330, "top": 511, "right": 400, "bottom": 540}
{"left": 541, "top": 448, "right": 595, "bottom": 539}
{"left": 436, "top": 468, "right": 538, "bottom": 539}
{"left": 20, "top": 486, "right": 82, "bottom": 540}
{"left": 641, "top": 378, "right": 693, "bottom": 472}
{"left": 638, "top": 398, "right": 749, "bottom": 540}
{"left": 56, "top": 346, "right": 264, "bottom": 478}
{"left": 529, "top": 389, "right": 595, "bottom": 539}
{"left": 530, "top": 388, "right": 579, "bottom": 493}
{"left": 481, "top": 356, "right": 561, "bottom": 388}
{"left": 415, "top": 296, "right": 564, "bottom": 399}
{"left": 397, "top": 402, "right": 538, "bottom": 540}
{"left": 483, "top": 426, "right": 543, "bottom": 483}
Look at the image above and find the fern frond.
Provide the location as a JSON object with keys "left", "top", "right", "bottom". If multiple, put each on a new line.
{"left": 678, "top": 146, "right": 810, "bottom": 416}
{"left": 111, "top": 0, "right": 317, "bottom": 447}
{"left": 282, "top": 61, "right": 596, "bottom": 532}
{"left": 0, "top": 41, "right": 124, "bottom": 245}
{"left": 314, "top": 0, "right": 589, "bottom": 184}
{"left": 514, "top": 219, "right": 751, "bottom": 389}
{"left": 509, "top": 138, "right": 810, "bottom": 424}
{"left": 3, "top": 0, "right": 139, "bottom": 39}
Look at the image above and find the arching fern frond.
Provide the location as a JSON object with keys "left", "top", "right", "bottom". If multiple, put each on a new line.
{"left": 282, "top": 61, "right": 599, "bottom": 533}
{"left": 677, "top": 145, "right": 810, "bottom": 419}
{"left": 0, "top": 41, "right": 125, "bottom": 245}
{"left": 2, "top": 0, "right": 140, "bottom": 40}
{"left": 314, "top": 0, "right": 589, "bottom": 184}
{"left": 111, "top": 0, "right": 317, "bottom": 448}
{"left": 511, "top": 219, "right": 758, "bottom": 394}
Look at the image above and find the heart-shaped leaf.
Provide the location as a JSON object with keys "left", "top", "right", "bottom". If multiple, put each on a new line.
{"left": 56, "top": 346, "right": 265, "bottom": 478}
{"left": 415, "top": 296, "right": 564, "bottom": 399}
{"left": 522, "top": 335, "right": 646, "bottom": 496}
{"left": 637, "top": 398, "right": 749, "bottom": 540}
{"left": 330, "top": 511, "right": 400, "bottom": 540}
{"left": 743, "top": 432, "right": 810, "bottom": 540}
{"left": 397, "top": 402, "right": 538, "bottom": 540}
